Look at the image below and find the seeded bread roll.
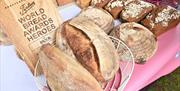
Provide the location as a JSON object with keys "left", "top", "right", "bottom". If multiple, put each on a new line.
{"left": 56, "top": 17, "right": 119, "bottom": 84}
{"left": 105, "top": 0, "right": 135, "bottom": 18}
{"left": 110, "top": 22, "right": 157, "bottom": 64}
{"left": 76, "top": 0, "right": 91, "bottom": 8}
{"left": 39, "top": 44, "right": 103, "bottom": 91}
{"left": 91, "top": 0, "right": 111, "bottom": 8}
{"left": 120, "top": 0, "right": 155, "bottom": 22}
{"left": 141, "top": 6, "right": 180, "bottom": 36}
{"left": 78, "top": 7, "right": 114, "bottom": 34}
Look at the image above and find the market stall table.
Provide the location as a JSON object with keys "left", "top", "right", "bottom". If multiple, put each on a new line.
{"left": 0, "top": 4, "right": 180, "bottom": 91}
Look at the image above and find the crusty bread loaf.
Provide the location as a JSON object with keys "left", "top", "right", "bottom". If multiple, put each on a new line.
{"left": 56, "top": 17, "right": 119, "bottom": 83}
{"left": 62, "top": 22, "right": 105, "bottom": 82}
{"left": 91, "top": 0, "right": 111, "bottom": 8}
{"left": 39, "top": 44, "right": 103, "bottom": 91}
{"left": 120, "top": 0, "right": 155, "bottom": 22}
{"left": 110, "top": 22, "right": 157, "bottom": 64}
{"left": 105, "top": 0, "right": 135, "bottom": 18}
{"left": 78, "top": 7, "right": 114, "bottom": 34}
{"left": 141, "top": 5, "right": 180, "bottom": 36}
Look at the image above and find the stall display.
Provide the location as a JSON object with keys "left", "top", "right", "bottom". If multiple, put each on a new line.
{"left": 0, "top": 0, "right": 179, "bottom": 91}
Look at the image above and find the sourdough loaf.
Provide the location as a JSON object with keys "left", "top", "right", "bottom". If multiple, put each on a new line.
{"left": 110, "top": 22, "right": 157, "bottom": 63}
{"left": 39, "top": 44, "right": 103, "bottom": 91}
{"left": 56, "top": 17, "right": 119, "bottom": 83}
{"left": 77, "top": 7, "right": 114, "bottom": 34}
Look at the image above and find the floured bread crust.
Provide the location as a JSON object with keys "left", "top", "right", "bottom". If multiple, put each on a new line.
{"left": 69, "top": 17, "right": 119, "bottom": 81}
{"left": 39, "top": 44, "right": 103, "bottom": 91}
{"left": 110, "top": 22, "right": 157, "bottom": 64}
{"left": 78, "top": 7, "right": 114, "bottom": 34}
{"left": 56, "top": 23, "right": 76, "bottom": 60}
{"left": 56, "top": 17, "right": 119, "bottom": 84}
{"left": 62, "top": 22, "right": 105, "bottom": 82}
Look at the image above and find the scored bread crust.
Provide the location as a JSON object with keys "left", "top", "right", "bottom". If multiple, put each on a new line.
{"left": 62, "top": 22, "right": 105, "bottom": 82}
{"left": 78, "top": 7, "right": 114, "bottom": 34}
{"left": 56, "top": 23, "right": 77, "bottom": 60}
{"left": 69, "top": 17, "right": 119, "bottom": 81}
{"left": 39, "top": 44, "right": 103, "bottom": 91}
{"left": 56, "top": 17, "right": 119, "bottom": 83}
{"left": 110, "top": 22, "right": 157, "bottom": 64}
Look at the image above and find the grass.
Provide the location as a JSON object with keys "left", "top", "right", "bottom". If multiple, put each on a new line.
{"left": 141, "top": 68, "right": 180, "bottom": 91}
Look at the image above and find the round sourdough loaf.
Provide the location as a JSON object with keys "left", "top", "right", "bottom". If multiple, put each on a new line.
{"left": 77, "top": 7, "right": 114, "bottom": 34}
{"left": 110, "top": 22, "right": 157, "bottom": 64}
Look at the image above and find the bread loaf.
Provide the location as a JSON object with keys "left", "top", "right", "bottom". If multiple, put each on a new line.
{"left": 121, "top": 0, "right": 155, "bottom": 22}
{"left": 110, "top": 22, "right": 157, "bottom": 64}
{"left": 105, "top": 0, "right": 135, "bottom": 18}
{"left": 56, "top": 17, "right": 119, "bottom": 83}
{"left": 39, "top": 44, "right": 103, "bottom": 91}
{"left": 78, "top": 7, "right": 114, "bottom": 34}
{"left": 141, "top": 5, "right": 180, "bottom": 36}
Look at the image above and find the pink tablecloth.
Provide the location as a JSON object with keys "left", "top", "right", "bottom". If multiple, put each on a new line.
{"left": 124, "top": 24, "right": 180, "bottom": 91}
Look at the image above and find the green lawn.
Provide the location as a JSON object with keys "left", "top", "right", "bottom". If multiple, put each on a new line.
{"left": 141, "top": 68, "right": 180, "bottom": 91}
